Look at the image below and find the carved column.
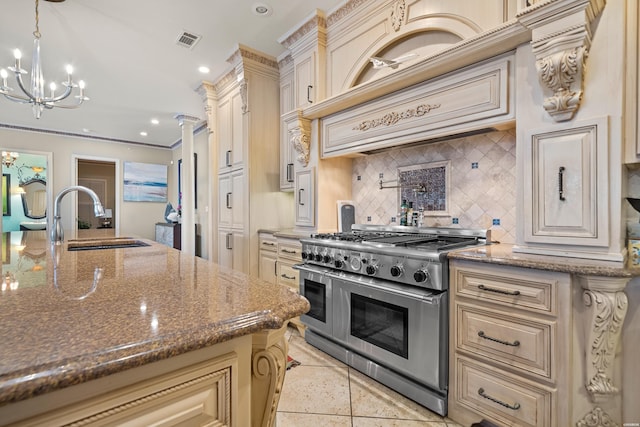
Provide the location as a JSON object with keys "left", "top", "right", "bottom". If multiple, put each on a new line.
{"left": 576, "top": 275, "right": 630, "bottom": 427}
{"left": 518, "top": 0, "right": 607, "bottom": 121}
{"left": 251, "top": 325, "right": 288, "bottom": 427}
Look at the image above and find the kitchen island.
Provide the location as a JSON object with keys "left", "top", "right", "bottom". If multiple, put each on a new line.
{"left": 0, "top": 230, "right": 310, "bottom": 426}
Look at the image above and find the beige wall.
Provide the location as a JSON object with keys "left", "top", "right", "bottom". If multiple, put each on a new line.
{"left": 0, "top": 127, "right": 173, "bottom": 240}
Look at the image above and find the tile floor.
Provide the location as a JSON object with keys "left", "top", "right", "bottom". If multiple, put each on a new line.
{"left": 277, "top": 326, "right": 464, "bottom": 427}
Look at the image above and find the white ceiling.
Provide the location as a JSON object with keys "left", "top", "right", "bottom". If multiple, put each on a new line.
{"left": 0, "top": 0, "right": 345, "bottom": 149}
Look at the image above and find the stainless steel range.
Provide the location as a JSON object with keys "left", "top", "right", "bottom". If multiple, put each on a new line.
{"left": 294, "top": 224, "right": 489, "bottom": 416}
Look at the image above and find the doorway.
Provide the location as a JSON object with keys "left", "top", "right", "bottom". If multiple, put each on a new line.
{"left": 74, "top": 156, "right": 119, "bottom": 236}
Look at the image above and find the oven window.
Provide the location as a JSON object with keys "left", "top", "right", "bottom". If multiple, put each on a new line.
{"left": 303, "top": 278, "right": 326, "bottom": 322}
{"left": 350, "top": 294, "right": 409, "bottom": 359}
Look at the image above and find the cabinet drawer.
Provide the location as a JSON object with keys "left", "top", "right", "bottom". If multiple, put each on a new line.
{"left": 453, "top": 266, "right": 556, "bottom": 315}
{"left": 277, "top": 262, "right": 299, "bottom": 291}
{"left": 259, "top": 234, "right": 277, "bottom": 252}
{"left": 455, "top": 356, "right": 553, "bottom": 427}
{"left": 278, "top": 240, "right": 302, "bottom": 262}
{"left": 456, "top": 303, "right": 553, "bottom": 379}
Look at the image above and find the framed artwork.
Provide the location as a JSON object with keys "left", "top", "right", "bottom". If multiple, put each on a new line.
{"left": 178, "top": 153, "right": 198, "bottom": 209}
{"left": 123, "top": 162, "right": 168, "bottom": 202}
{"left": 1, "top": 232, "right": 9, "bottom": 264}
{"left": 2, "top": 174, "right": 10, "bottom": 216}
{"left": 398, "top": 160, "right": 450, "bottom": 217}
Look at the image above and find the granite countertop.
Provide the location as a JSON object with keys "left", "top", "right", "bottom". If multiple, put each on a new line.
{"left": 257, "top": 228, "right": 311, "bottom": 240}
{"left": 0, "top": 230, "right": 310, "bottom": 407}
{"left": 448, "top": 242, "right": 640, "bottom": 278}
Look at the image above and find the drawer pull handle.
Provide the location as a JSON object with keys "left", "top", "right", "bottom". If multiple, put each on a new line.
{"left": 478, "top": 284, "right": 520, "bottom": 296}
{"left": 281, "top": 249, "right": 297, "bottom": 254}
{"left": 262, "top": 242, "right": 275, "bottom": 246}
{"left": 478, "top": 331, "right": 520, "bottom": 347}
{"left": 478, "top": 388, "right": 521, "bottom": 410}
{"left": 281, "top": 273, "right": 296, "bottom": 280}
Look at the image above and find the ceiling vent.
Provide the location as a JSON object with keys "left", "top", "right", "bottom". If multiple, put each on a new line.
{"left": 176, "top": 31, "right": 202, "bottom": 49}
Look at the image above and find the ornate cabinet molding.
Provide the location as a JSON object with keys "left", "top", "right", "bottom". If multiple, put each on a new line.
{"left": 518, "top": 0, "right": 607, "bottom": 121}
{"left": 576, "top": 406, "right": 619, "bottom": 427}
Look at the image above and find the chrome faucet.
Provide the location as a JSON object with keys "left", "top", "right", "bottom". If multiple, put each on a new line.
{"left": 51, "top": 185, "right": 105, "bottom": 244}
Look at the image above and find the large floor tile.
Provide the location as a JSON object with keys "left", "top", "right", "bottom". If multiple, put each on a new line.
{"left": 276, "top": 412, "right": 353, "bottom": 427}
{"left": 278, "top": 365, "right": 351, "bottom": 415}
{"left": 352, "top": 418, "right": 448, "bottom": 427}
{"left": 349, "top": 369, "right": 444, "bottom": 422}
{"left": 287, "top": 334, "right": 347, "bottom": 368}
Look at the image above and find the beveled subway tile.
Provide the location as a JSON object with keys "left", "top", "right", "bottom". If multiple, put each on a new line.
{"left": 352, "top": 418, "right": 448, "bottom": 427}
{"left": 287, "top": 335, "right": 347, "bottom": 368}
{"left": 279, "top": 366, "right": 351, "bottom": 415}
{"left": 349, "top": 369, "right": 444, "bottom": 422}
{"left": 276, "top": 412, "right": 352, "bottom": 427}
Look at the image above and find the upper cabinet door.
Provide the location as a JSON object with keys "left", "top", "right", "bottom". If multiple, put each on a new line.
{"left": 217, "top": 90, "right": 245, "bottom": 171}
{"left": 217, "top": 96, "right": 232, "bottom": 171}
{"left": 524, "top": 117, "right": 608, "bottom": 247}
{"left": 295, "top": 51, "right": 316, "bottom": 109}
{"left": 280, "top": 67, "right": 296, "bottom": 191}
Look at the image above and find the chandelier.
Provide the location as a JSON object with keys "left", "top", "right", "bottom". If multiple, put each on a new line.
{"left": 0, "top": 0, "right": 88, "bottom": 119}
{"left": 1, "top": 151, "right": 19, "bottom": 168}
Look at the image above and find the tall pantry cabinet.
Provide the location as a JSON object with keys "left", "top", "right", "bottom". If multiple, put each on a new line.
{"left": 208, "top": 44, "right": 293, "bottom": 277}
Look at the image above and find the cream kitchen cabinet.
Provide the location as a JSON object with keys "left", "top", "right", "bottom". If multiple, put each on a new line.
{"left": 218, "top": 169, "right": 244, "bottom": 230}
{"left": 295, "top": 167, "right": 315, "bottom": 227}
{"left": 259, "top": 232, "right": 278, "bottom": 284}
{"left": 276, "top": 236, "right": 305, "bottom": 336}
{"left": 449, "top": 259, "right": 571, "bottom": 427}
{"left": 217, "top": 229, "right": 245, "bottom": 272}
{"left": 204, "top": 45, "right": 290, "bottom": 277}
{"left": 517, "top": 116, "right": 611, "bottom": 259}
{"left": 217, "top": 88, "right": 245, "bottom": 172}
{"left": 279, "top": 56, "right": 296, "bottom": 191}
{"left": 295, "top": 49, "right": 318, "bottom": 108}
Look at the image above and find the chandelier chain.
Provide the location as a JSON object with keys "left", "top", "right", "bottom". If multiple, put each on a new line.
{"left": 33, "top": 0, "right": 41, "bottom": 39}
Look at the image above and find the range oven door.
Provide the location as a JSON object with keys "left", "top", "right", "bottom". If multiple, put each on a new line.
{"left": 328, "top": 271, "right": 447, "bottom": 392}
{"left": 294, "top": 264, "right": 333, "bottom": 337}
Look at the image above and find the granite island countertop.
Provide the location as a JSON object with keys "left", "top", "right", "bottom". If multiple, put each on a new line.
{"left": 0, "top": 230, "right": 310, "bottom": 407}
{"left": 448, "top": 242, "right": 640, "bottom": 277}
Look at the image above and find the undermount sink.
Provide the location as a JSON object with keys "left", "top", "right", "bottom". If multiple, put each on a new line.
{"left": 67, "top": 237, "right": 150, "bottom": 251}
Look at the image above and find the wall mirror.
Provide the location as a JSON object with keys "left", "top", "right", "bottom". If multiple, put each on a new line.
{"left": 20, "top": 178, "right": 47, "bottom": 219}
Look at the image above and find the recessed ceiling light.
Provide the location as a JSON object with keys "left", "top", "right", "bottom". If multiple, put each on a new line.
{"left": 140, "top": 131, "right": 148, "bottom": 137}
{"left": 151, "top": 118, "right": 159, "bottom": 125}
{"left": 198, "top": 66, "right": 210, "bottom": 74}
{"left": 252, "top": 2, "right": 273, "bottom": 17}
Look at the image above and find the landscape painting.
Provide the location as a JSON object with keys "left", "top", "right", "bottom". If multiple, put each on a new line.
{"left": 123, "top": 162, "right": 168, "bottom": 202}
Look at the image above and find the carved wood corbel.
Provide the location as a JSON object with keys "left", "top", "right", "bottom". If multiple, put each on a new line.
{"left": 288, "top": 114, "right": 311, "bottom": 167}
{"left": 576, "top": 406, "right": 619, "bottom": 427}
{"left": 251, "top": 326, "right": 288, "bottom": 427}
{"left": 578, "top": 275, "right": 629, "bottom": 407}
{"left": 240, "top": 78, "right": 249, "bottom": 114}
{"left": 519, "top": 0, "right": 607, "bottom": 122}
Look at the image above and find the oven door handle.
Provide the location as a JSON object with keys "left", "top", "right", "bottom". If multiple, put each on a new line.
{"left": 292, "top": 263, "right": 329, "bottom": 274}
{"left": 324, "top": 271, "right": 440, "bottom": 304}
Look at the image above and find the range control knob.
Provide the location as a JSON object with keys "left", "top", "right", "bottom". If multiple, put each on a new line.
{"left": 365, "top": 264, "right": 378, "bottom": 275}
{"left": 301, "top": 252, "right": 308, "bottom": 260}
{"left": 323, "top": 254, "right": 332, "bottom": 264}
{"left": 414, "top": 269, "right": 430, "bottom": 283}
{"left": 305, "top": 251, "right": 314, "bottom": 260}
{"left": 390, "top": 264, "right": 404, "bottom": 277}
{"left": 314, "top": 253, "right": 323, "bottom": 262}
{"left": 334, "top": 259, "right": 344, "bottom": 269}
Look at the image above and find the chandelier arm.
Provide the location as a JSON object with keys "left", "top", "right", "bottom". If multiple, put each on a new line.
{"left": 46, "top": 98, "right": 86, "bottom": 109}
{"left": 1, "top": 92, "right": 35, "bottom": 104}
{"left": 47, "top": 84, "right": 73, "bottom": 103}
{"left": 13, "top": 72, "right": 37, "bottom": 102}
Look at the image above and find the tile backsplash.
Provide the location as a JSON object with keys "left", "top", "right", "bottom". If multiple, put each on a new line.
{"left": 352, "top": 128, "right": 516, "bottom": 244}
